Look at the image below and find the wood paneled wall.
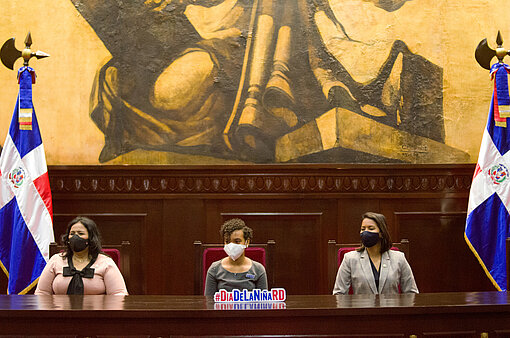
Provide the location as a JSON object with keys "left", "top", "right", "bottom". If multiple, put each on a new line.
{"left": 0, "top": 164, "right": 495, "bottom": 294}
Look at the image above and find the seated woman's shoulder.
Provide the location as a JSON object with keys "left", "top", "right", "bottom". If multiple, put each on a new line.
{"left": 251, "top": 260, "right": 266, "bottom": 272}
{"left": 207, "top": 260, "right": 223, "bottom": 272}
{"left": 344, "top": 250, "right": 361, "bottom": 259}
{"left": 98, "top": 252, "right": 119, "bottom": 266}
{"left": 94, "top": 253, "right": 118, "bottom": 268}
{"left": 49, "top": 252, "right": 66, "bottom": 262}
{"left": 387, "top": 249, "right": 405, "bottom": 258}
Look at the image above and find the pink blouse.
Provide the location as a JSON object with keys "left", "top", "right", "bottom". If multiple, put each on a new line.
{"left": 35, "top": 253, "right": 128, "bottom": 295}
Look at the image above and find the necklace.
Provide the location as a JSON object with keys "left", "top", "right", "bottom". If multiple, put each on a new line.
{"left": 74, "top": 256, "right": 89, "bottom": 263}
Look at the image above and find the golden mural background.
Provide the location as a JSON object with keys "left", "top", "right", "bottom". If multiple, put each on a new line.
{"left": 0, "top": 0, "right": 506, "bottom": 164}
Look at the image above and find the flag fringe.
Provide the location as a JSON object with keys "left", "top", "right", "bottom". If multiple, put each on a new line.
{"left": 18, "top": 277, "right": 40, "bottom": 295}
{"left": 0, "top": 260, "right": 40, "bottom": 294}
{"left": 0, "top": 260, "right": 10, "bottom": 294}
{"left": 0, "top": 259, "right": 9, "bottom": 278}
{"left": 464, "top": 232, "right": 502, "bottom": 291}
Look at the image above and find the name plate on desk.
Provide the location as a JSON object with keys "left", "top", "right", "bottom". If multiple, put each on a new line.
{"left": 213, "top": 288, "right": 287, "bottom": 303}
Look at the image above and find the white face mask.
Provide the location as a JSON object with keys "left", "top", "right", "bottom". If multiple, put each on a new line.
{"left": 224, "top": 242, "right": 246, "bottom": 261}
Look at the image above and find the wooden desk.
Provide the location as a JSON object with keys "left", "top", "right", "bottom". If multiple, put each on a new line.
{"left": 1, "top": 292, "right": 510, "bottom": 337}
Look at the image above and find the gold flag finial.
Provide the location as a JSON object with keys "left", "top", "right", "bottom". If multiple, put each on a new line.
{"left": 475, "top": 30, "right": 510, "bottom": 70}
{"left": 0, "top": 32, "right": 49, "bottom": 70}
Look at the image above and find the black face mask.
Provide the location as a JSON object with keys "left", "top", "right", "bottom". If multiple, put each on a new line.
{"left": 360, "top": 231, "right": 380, "bottom": 248}
{"left": 69, "top": 234, "right": 89, "bottom": 252}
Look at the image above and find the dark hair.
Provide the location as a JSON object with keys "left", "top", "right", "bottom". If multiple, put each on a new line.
{"left": 61, "top": 216, "right": 102, "bottom": 258}
{"left": 220, "top": 218, "right": 253, "bottom": 243}
{"left": 357, "top": 212, "right": 392, "bottom": 253}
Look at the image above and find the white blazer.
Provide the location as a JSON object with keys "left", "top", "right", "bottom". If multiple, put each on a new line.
{"left": 333, "top": 249, "right": 419, "bottom": 295}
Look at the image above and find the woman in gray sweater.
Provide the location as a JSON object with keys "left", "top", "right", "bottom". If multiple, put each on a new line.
{"left": 204, "top": 218, "right": 268, "bottom": 296}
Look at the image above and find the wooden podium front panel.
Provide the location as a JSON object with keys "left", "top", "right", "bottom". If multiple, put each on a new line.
{"left": 0, "top": 292, "right": 509, "bottom": 337}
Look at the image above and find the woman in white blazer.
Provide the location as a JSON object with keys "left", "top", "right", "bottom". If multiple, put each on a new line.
{"left": 333, "top": 212, "right": 418, "bottom": 295}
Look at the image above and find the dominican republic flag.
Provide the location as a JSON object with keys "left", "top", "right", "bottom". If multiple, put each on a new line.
{"left": 465, "top": 62, "right": 510, "bottom": 291}
{"left": 0, "top": 66, "right": 54, "bottom": 294}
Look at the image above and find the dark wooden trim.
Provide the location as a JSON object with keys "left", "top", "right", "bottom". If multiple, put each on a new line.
{"left": 48, "top": 164, "right": 475, "bottom": 196}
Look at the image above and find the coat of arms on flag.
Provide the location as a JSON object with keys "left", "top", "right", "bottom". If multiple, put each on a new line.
{"left": 0, "top": 34, "right": 53, "bottom": 294}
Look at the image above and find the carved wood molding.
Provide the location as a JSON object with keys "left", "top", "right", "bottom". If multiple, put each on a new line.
{"left": 48, "top": 164, "right": 475, "bottom": 195}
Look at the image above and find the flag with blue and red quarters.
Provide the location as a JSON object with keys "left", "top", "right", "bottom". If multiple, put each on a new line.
{"left": 465, "top": 62, "right": 510, "bottom": 291}
{"left": 0, "top": 66, "right": 54, "bottom": 294}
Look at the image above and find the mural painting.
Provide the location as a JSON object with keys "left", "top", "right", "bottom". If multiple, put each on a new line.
{"left": 69, "top": 0, "right": 464, "bottom": 163}
{"left": 0, "top": 0, "right": 505, "bottom": 164}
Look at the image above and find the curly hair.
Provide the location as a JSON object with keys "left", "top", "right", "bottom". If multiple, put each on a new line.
{"left": 220, "top": 218, "right": 253, "bottom": 243}
{"left": 61, "top": 216, "right": 103, "bottom": 259}
{"left": 357, "top": 212, "right": 392, "bottom": 253}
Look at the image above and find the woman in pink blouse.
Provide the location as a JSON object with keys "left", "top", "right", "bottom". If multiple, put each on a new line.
{"left": 35, "top": 216, "right": 128, "bottom": 295}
